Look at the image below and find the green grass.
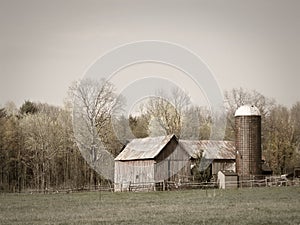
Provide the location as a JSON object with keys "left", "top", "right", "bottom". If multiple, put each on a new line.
{"left": 0, "top": 186, "right": 299, "bottom": 225}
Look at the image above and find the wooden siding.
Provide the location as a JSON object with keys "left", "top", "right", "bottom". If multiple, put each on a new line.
{"left": 217, "top": 171, "right": 238, "bottom": 189}
{"left": 155, "top": 142, "right": 191, "bottom": 182}
{"left": 114, "top": 160, "right": 155, "bottom": 191}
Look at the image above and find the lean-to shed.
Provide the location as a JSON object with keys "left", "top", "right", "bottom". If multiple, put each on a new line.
{"left": 180, "top": 140, "right": 236, "bottom": 176}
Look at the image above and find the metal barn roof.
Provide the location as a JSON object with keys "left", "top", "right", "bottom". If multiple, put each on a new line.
{"left": 115, "top": 134, "right": 176, "bottom": 161}
{"left": 179, "top": 140, "right": 235, "bottom": 160}
{"left": 115, "top": 134, "right": 235, "bottom": 161}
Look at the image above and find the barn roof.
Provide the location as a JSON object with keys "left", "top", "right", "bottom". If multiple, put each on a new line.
{"left": 179, "top": 140, "right": 235, "bottom": 160}
{"left": 115, "top": 134, "right": 235, "bottom": 161}
{"left": 115, "top": 134, "right": 176, "bottom": 161}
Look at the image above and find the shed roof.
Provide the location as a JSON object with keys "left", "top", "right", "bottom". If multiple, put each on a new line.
{"left": 115, "top": 134, "right": 176, "bottom": 161}
{"left": 179, "top": 140, "right": 235, "bottom": 160}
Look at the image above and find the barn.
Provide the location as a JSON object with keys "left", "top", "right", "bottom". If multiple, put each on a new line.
{"left": 114, "top": 134, "right": 236, "bottom": 191}
{"left": 114, "top": 134, "right": 190, "bottom": 191}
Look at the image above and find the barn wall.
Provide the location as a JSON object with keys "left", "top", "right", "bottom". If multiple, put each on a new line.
{"left": 114, "top": 160, "right": 155, "bottom": 191}
{"left": 155, "top": 136, "right": 178, "bottom": 162}
{"left": 155, "top": 142, "right": 191, "bottom": 182}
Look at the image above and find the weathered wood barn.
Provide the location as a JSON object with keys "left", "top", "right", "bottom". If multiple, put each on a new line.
{"left": 114, "top": 135, "right": 191, "bottom": 191}
{"left": 114, "top": 134, "right": 235, "bottom": 191}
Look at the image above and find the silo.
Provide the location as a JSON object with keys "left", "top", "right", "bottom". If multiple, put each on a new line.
{"left": 235, "top": 105, "right": 262, "bottom": 180}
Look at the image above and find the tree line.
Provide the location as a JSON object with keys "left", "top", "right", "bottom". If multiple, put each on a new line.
{"left": 0, "top": 80, "right": 299, "bottom": 192}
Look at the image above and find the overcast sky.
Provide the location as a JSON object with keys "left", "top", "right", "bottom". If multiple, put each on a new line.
{"left": 0, "top": 0, "right": 299, "bottom": 108}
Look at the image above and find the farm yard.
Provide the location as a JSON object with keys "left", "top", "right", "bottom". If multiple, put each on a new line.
{"left": 0, "top": 186, "right": 299, "bottom": 225}
{"left": 1, "top": 2, "right": 300, "bottom": 225}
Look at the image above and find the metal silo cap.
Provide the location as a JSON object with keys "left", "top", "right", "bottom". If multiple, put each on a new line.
{"left": 234, "top": 105, "right": 261, "bottom": 116}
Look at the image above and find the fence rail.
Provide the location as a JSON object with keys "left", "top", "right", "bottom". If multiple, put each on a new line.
{"left": 8, "top": 185, "right": 114, "bottom": 194}
{"left": 5, "top": 177, "right": 299, "bottom": 194}
{"left": 116, "top": 177, "right": 300, "bottom": 192}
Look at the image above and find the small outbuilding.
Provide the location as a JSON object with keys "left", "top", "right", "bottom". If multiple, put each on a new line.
{"left": 217, "top": 170, "right": 238, "bottom": 189}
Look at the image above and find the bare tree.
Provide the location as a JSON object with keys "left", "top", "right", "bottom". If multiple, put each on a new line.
{"left": 224, "top": 87, "right": 275, "bottom": 117}
{"left": 224, "top": 87, "right": 275, "bottom": 140}
{"left": 20, "top": 108, "right": 57, "bottom": 191}
{"left": 146, "top": 87, "right": 191, "bottom": 137}
{"left": 181, "top": 106, "right": 212, "bottom": 140}
{"left": 71, "top": 78, "right": 123, "bottom": 181}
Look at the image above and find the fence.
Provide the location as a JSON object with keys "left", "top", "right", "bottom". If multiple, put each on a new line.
{"left": 9, "top": 176, "right": 300, "bottom": 194}
{"left": 14, "top": 184, "right": 114, "bottom": 194}
{"left": 116, "top": 176, "right": 300, "bottom": 192}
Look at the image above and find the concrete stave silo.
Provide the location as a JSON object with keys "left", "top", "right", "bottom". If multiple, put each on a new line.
{"left": 235, "top": 105, "right": 262, "bottom": 181}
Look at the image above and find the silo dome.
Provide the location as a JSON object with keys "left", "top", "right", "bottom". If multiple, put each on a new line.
{"left": 234, "top": 105, "right": 260, "bottom": 117}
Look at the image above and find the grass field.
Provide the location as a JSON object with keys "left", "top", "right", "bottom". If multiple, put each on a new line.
{"left": 0, "top": 186, "right": 299, "bottom": 225}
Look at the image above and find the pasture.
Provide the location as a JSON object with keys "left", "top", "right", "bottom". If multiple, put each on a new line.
{"left": 0, "top": 186, "right": 299, "bottom": 225}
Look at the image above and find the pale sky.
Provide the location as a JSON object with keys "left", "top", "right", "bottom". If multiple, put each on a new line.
{"left": 0, "top": 0, "right": 299, "bottom": 108}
